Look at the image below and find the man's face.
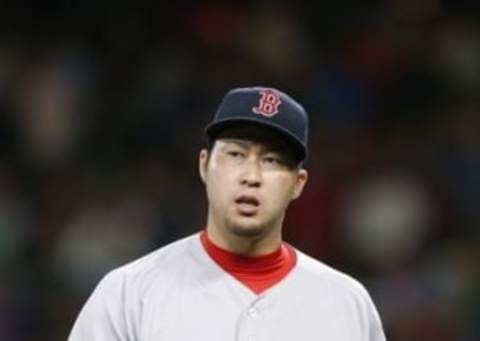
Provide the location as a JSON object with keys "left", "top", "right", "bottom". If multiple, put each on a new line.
{"left": 199, "top": 125, "right": 308, "bottom": 241}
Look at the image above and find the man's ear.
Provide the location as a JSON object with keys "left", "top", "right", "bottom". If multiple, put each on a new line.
{"left": 199, "top": 149, "right": 209, "bottom": 183}
{"left": 292, "top": 169, "right": 308, "bottom": 200}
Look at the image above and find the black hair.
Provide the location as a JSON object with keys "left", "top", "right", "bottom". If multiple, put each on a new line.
{"left": 205, "top": 136, "right": 215, "bottom": 153}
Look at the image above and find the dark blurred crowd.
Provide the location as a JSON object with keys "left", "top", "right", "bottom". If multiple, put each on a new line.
{"left": 0, "top": 1, "right": 479, "bottom": 340}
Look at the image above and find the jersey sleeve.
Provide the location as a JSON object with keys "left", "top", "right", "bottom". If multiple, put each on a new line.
{"left": 365, "top": 290, "right": 386, "bottom": 341}
{"left": 68, "top": 269, "right": 136, "bottom": 341}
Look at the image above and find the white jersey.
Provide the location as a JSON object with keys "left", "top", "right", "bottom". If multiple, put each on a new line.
{"left": 68, "top": 233, "right": 386, "bottom": 341}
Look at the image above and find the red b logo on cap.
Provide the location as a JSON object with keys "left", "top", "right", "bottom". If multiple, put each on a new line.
{"left": 252, "top": 89, "right": 282, "bottom": 117}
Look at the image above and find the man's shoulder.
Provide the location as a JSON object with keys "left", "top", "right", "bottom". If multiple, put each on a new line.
{"left": 123, "top": 233, "right": 200, "bottom": 272}
{"left": 294, "top": 250, "right": 371, "bottom": 299}
{"left": 97, "top": 233, "right": 201, "bottom": 291}
{"left": 292, "top": 251, "right": 386, "bottom": 340}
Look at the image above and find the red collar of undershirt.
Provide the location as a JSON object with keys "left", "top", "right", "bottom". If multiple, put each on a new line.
{"left": 200, "top": 230, "right": 297, "bottom": 294}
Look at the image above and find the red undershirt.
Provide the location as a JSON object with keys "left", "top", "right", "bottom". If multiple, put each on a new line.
{"left": 200, "top": 231, "right": 297, "bottom": 294}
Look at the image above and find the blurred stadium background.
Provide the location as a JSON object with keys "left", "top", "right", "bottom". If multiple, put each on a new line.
{"left": 0, "top": 1, "right": 479, "bottom": 340}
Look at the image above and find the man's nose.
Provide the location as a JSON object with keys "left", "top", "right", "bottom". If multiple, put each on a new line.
{"left": 240, "top": 158, "right": 262, "bottom": 187}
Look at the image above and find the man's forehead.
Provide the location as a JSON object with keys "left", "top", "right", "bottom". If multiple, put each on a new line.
{"left": 215, "top": 124, "right": 290, "bottom": 149}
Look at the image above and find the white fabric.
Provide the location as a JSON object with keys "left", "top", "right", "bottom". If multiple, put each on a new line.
{"left": 68, "top": 233, "right": 386, "bottom": 341}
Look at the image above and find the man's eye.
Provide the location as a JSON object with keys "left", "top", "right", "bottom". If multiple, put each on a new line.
{"left": 227, "top": 151, "right": 243, "bottom": 158}
{"left": 264, "top": 156, "right": 282, "bottom": 164}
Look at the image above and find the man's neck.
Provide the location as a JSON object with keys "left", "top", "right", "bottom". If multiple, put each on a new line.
{"left": 205, "top": 221, "right": 282, "bottom": 256}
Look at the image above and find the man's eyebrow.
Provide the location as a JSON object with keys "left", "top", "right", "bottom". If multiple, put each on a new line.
{"left": 219, "top": 139, "right": 251, "bottom": 148}
{"left": 220, "top": 138, "right": 288, "bottom": 153}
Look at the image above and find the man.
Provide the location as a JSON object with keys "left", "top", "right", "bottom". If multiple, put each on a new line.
{"left": 68, "top": 87, "right": 386, "bottom": 340}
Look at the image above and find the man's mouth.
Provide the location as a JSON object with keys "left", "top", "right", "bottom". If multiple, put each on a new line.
{"left": 234, "top": 195, "right": 260, "bottom": 216}
{"left": 235, "top": 195, "right": 260, "bottom": 206}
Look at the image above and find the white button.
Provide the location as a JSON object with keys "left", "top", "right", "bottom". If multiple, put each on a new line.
{"left": 248, "top": 307, "right": 258, "bottom": 317}
{"left": 248, "top": 335, "right": 257, "bottom": 341}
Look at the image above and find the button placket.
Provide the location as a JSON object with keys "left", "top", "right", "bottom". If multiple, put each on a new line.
{"left": 245, "top": 302, "right": 262, "bottom": 341}
{"left": 237, "top": 297, "right": 268, "bottom": 341}
{"left": 248, "top": 307, "right": 258, "bottom": 317}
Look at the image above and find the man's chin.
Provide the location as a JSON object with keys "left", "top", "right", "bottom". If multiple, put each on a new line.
{"left": 226, "top": 222, "right": 267, "bottom": 239}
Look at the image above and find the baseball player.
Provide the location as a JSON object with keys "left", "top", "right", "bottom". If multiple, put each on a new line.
{"left": 68, "top": 87, "right": 386, "bottom": 341}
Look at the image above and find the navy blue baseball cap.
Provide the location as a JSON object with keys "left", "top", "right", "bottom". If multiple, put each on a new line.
{"left": 205, "top": 87, "right": 309, "bottom": 162}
